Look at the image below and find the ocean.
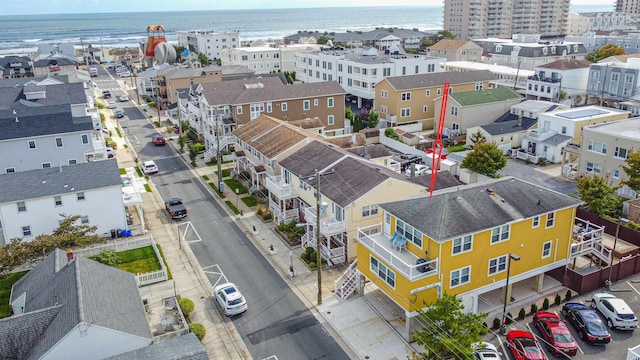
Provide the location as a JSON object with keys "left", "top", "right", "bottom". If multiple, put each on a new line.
{"left": 0, "top": 4, "right": 613, "bottom": 54}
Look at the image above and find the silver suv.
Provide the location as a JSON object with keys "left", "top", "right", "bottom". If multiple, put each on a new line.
{"left": 591, "top": 293, "right": 637, "bottom": 330}
{"left": 141, "top": 160, "right": 158, "bottom": 175}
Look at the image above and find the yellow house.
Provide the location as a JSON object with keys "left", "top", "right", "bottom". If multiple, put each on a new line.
{"left": 374, "top": 70, "right": 497, "bottom": 131}
{"left": 353, "top": 176, "right": 582, "bottom": 338}
{"left": 271, "top": 140, "right": 461, "bottom": 265}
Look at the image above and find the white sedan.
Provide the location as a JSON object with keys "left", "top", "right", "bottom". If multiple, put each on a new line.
{"left": 214, "top": 282, "right": 247, "bottom": 316}
{"left": 119, "top": 95, "right": 129, "bottom": 102}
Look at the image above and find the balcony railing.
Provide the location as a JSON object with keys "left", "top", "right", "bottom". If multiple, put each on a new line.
{"left": 569, "top": 219, "right": 610, "bottom": 264}
{"left": 304, "top": 207, "right": 346, "bottom": 236}
{"left": 528, "top": 75, "right": 561, "bottom": 83}
{"left": 527, "top": 128, "right": 557, "bottom": 141}
{"left": 563, "top": 143, "right": 581, "bottom": 154}
{"left": 357, "top": 224, "right": 438, "bottom": 281}
{"left": 265, "top": 176, "right": 297, "bottom": 199}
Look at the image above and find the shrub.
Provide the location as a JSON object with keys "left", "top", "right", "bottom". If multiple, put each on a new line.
{"left": 189, "top": 323, "right": 206, "bottom": 341}
{"left": 530, "top": 303, "right": 538, "bottom": 315}
{"left": 554, "top": 294, "right": 562, "bottom": 306}
{"left": 308, "top": 261, "right": 317, "bottom": 269}
{"left": 543, "top": 298, "right": 550, "bottom": 310}
{"left": 505, "top": 312, "right": 513, "bottom": 324}
{"left": 300, "top": 252, "right": 309, "bottom": 262}
{"left": 519, "top": 308, "right": 526, "bottom": 320}
{"left": 179, "top": 298, "right": 195, "bottom": 318}
{"left": 202, "top": 175, "right": 209, "bottom": 181}
{"left": 480, "top": 322, "right": 489, "bottom": 335}
{"left": 305, "top": 247, "right": 315, "bottom": 256}
{"left": 90, "top": 249, "right": 120, "bottom": 266}
{"left": 565, "top": 290, "right": 572, "bottom": 302}
{"left": 492, "top": 317, "right": 501, "bottom": 330}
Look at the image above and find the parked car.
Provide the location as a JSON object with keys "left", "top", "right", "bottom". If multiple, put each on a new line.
{"left": 213, "top": 282, "right": 247, "bottom": 316}
{"left": 141, "top": 160, "right": 158, "bottom": 175}
{"left": 506, "top": 330, "right": 547, "bottom": 360}
{"left": 591, "top": 292, "right": 638, "bottom": 330}
{"left": 119, "top": 95, "right": 129, "bottom": 102}
{"left": 164, "top": 198, "right": 187, "bottom": 219}
{"left": 532, "top": 311, "right": 578, "bottom": 356}
{"left": 404, "top": 164, "right": 429, "bottom": 176}
{"left": 106, "top": 147, "right": 115, "bottom": 159}
{"left": 102, "top": 89, "right": 111, "bottom": 99}
{"left": 562, "top": 302, "right": 611, "bottom": 344}
{"left": 115, "top": 110, "right": 124, "bottom": 118}
{"left": 152, "top": 135, "right": 166, "bottom": 146}
{"left": 108, "top": 101, "right": 117, "bottom": 109}
{"left": 472, "top": 342, "right": 502, "bottom": 360}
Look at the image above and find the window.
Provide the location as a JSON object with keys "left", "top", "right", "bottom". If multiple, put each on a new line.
{"left": 5, "top": 168, "right": 15, "bottom": 173}
{"left": 22, "top": 226, "right": 31, "bottom": 237}
{"left": 475, "top": 82, "right": 483, "bottom": 91}
{"left": 488, "top": 255, "right": 507, "bottom": 275}
{"left": 542, "top": 241, "right": 552, "bottom": 258}
{"left": 381, "top": 90, "right": 388, "bottom": 98}
{"left": 546, "top": 212, "right": 555, "bottom": 228}
{"left": 532, "top": 216, "right": 540, "bottom": 228}
{"left": 451, "top": 106, "right": 459, "bottom": 116}
{"left": 314, "top": 99, "right": 318, "bottom": 106}
{"left": 303, "top": 100, "right": 310, "bottom": 111}
{"left": 426, "top": 90, "right": 430, "bottom": 97}
{"left": 28, "top": 140, "right": 36, "bottom": 149}
{"left": 587, "top": 140, "right": 607, "bottom": 154}
{"left": 42, "top": 163, "right": 51, "bottom": 168}
{"left": 586, "top": 162, "right": 602, "bottom": 174}
{"left": 68, "top": 159, "right": 77, "bottom": 165}
{"left": 327, "top": 98, "right": 334, "bottom": 108}
{"left": 281, "top": 103, "right": 288, "bottom": 111}
{"left": 370, "top": 256, "right": 395, "bottom": 288}
{"left": 362, "top": 204, "right": 379, "bottom": 217}
{"left": 81, "top": 134, "right": 89, "bottom": 144}
{"left": 401, "top": 92, "right": 411, "bottom": 101}
{"left": 327, "top": 115, "right": 334, "bottom": 125}
{"left": 396, "top": 219, "right": 422, "bottom": 247}
{"left": 381, "top": 105, "right": 387, "bottom": 114}
{"left": 17, "top": 201, "right": 26, "bottom": 212}
{"left": 452, "top": 235, "right": 472, "bottom": 255}
{"left": 614, "top": 147, "right": 629, "bottom": 159}
{"left": 266, "top": 102, "right": 272, "bottom": 113}
{"left": 437, "top": 88, "right": 441, "bottom": 95}
{"left": 80, "top": 216, "right": 89, "bottom": 224}
{"left": 423, "top": 105, "right": 428, "bottom": 112}
{"left": 613, "top": 169, "right": 621, "bottom": 179}
{"left": 415, "top": 65, "right": 419, "bottom": 74}
{"left": 401, "top": 108, "right": 411, "bottom": 117}
{"left": 55, "top": 137, "right": 63, "bottom": 148}
{"left": 491, "top": 225, "right": 510, "bottom": 243}
{"left": 77, "top": 192, "right": 85, "bottom": 201}
{"left": 450, "top": 266, "right": 470, "bottom": 287}
{"left": 561, "top": 126, "right": 567, "bottom": 134}
{"left": 402, "top": 66, "right": 406, "bottom": 75}
{"left": 236, "top": 105, "right": 242, "bottom": 114}
{"left": 54, "top": 196, "right": 62, "bottom": 206}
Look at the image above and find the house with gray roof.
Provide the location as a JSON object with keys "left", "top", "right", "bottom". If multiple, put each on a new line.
{"left": 3, "top": 248, "right": 152, "bottom": 360}
{"left": 106, "top": 333, "right": 207, "bottom": 360}
{"left": 284, "top": 27, "right": 436, "bottom": 50}
{"left": 0, "top": 55, "right": 33, "bottom": 78}
{"left": 0, "top": 159, "right": 126, "bottom": 245}
{"left": 33, "top": 57, "right": 78, "bottom": 77}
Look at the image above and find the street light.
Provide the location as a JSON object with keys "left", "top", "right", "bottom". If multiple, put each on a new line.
{"left": 501, "top": 253, "right": 520, "bottom": 335}
{"left": 607, "top": 217, "right": 630, "bottom": 286}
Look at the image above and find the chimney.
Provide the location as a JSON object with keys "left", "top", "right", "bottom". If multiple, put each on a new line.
{"left": 66, "top": 247, "right": 74, "bottom": 263}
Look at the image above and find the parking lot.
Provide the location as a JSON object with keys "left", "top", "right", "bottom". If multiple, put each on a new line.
{"left": 492, "top": 276, "right": 640, "bottom": 359}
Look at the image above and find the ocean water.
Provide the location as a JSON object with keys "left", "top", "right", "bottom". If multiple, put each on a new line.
{"left": 0, "top": 4, "right": 612, "bottom": 54}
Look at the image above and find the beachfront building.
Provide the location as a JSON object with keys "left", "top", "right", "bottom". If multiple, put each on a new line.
{"left": 0, "top": 56, "right": 33, "bottom": 78}
{"left": 526, "top": 59, "right": 591, "bottom": 106}
{"left": 221, "top": 43, "right": 325, "bottom": 74}
{"left": 577, "top": 118, "right": 640, "bottom": 189}
{"left": 426, "top": 39, "right": 483, "bottom": 62}
{"left": 586, "top": 57, "right": 640, "bottom": 105}
{"left": 444, "top": 0, "right": 570, "bottom": 39}
{"left": 443, "top": 61, "right": 535, "bottom": 91}
{"left": 352, "top": 176, "right": 582, "bottom": 339}
{"left": 374, "top": 70, "right": 498, "bottom": 131}
{"left": 176, "top": 30, "right": 241, "bottom": 61}
{"left": 295, "top": 46, "right": 445, "bottom": 107}
{"left": 284, "top": 28, "right": 434, "bottom": 50}
{"left": 473, "top": 34, "right": 588, "bottom": 71}
{"left": 566, "top": 31, "right": 640, "bottom": 53}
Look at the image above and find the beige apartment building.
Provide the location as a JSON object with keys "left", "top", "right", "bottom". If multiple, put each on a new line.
{"left": 444, "top": 0, "right": 570, "bottom": 39}
{"left": 426, "top": 39, "right": 483, "bottom": 62}
{"left": 374, "top": 70, "right": 497, "bottom": 130}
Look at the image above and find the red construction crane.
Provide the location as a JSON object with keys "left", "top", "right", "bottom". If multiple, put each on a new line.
{"left": 429, "top": 82, "right": 450, "bottom": 199}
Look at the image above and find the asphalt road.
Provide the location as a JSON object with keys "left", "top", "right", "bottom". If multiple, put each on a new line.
{"left": 94, "top": 66, "right": 349, "bottom": 360}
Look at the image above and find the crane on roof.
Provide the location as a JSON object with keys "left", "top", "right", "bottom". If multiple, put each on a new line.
{"left": 429, "top": 81, "right": 450, "bottom": 199}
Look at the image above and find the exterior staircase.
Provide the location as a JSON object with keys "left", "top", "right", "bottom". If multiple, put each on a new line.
{"left": 334, "top": 260, "right": 359, "bottom": 302}
{"left": 203, "top": 147, "right": 216, "bottom": 163}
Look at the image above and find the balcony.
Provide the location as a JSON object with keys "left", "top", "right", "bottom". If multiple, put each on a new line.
{"left": 357, "top": 224, "right": 438, "bottom": 281}
{"left": 527, "top": 128, "right": 557, "bottom": 142}
{"left": 569, "top": 219, "right": 610, "bottom": 264}
{"left": 563, "top": 143, "right": 581, "bottom": 154}
{"left": 265, "top": 176, "right": 297, "bottom": 199}
{"left": 304, "top": 207, "right": 345, "bottom": 236}
{"left": 528, "top": 75, "right": 561, "bottom": 83}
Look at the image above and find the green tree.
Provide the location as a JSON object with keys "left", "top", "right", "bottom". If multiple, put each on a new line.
{"left": 413, "top": 294, "right": 486, "bottom": 360}
{"left": 179, "top": 297, "right": 195, "bottom": 318}
{"left": 352, "top": 116, "right": 364, "bottom": 132}
{"left": 317, "top": 35, "right": 333, "bottom": 45}
{"left": 90, "top": 249, "right": 121, "bottom": 266}
{"left": 368, "top": 109, "right": 379, "bottom": 128}
{"left": 460, "top": 142, "right": 507, "bottom": 178}
{"left": 197, "top": 53, "right": 210, "bottom": 65}
{"left": 586, "top": 43, "right": 625, "bottom": 62}
{"left": 576, "top": 175, "right": 622, "bottom": 217}
{"left": 436, "top": 30, "right": 457, "bottom": 41}
{"left": 345, "top": 107, "right": 355, "bottom": 122}
{"left": 469, "top": 130, "right": 486, "bottom": 146}
{"left": 622, "top": 150, "right": 640, "bottom": 191}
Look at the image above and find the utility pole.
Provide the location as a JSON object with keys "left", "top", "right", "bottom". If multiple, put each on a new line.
{"left": 216, "top": 112, "right": 224, "bottom": 193}
{"left": 315, "top": 169, "right": 322, "bottom": 306}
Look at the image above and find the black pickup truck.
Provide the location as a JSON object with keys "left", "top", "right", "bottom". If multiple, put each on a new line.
{"left": 165, "top": 198, "right": 187, "bottom": 219}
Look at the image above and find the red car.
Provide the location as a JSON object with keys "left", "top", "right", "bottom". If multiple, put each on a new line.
{"left": 152, "top": 135, "right": 166, "bottom": 146}
{"left": 507, "top": 330, "right": 547, "bottom": 360}
{"left": 533, "top": 311, "right": 578, "bottom": 356}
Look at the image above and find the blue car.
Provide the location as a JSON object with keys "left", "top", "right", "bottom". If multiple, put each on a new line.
{"left": 562, "top": 302, "right": 611, "bottom": 344}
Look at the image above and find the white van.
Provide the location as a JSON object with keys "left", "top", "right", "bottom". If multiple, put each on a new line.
{"left": 89, "top": 67, "right": 98, "bottom": 77}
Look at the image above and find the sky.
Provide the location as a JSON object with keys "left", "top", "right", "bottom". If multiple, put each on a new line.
{"left": 3, "top": 0, "right": 607, "bottom": 16}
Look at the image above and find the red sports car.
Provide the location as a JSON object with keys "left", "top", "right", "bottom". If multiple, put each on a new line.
{"left": 507, "top": 330, "right": 547, "bottom": 360}
{"left": 533, "top": 311, "right": 578, "bottom": 356}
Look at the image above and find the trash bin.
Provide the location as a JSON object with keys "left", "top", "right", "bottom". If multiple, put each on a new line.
{"left": 416, "top": 258, "right": 428, "bottom": 273}
{"left": 116, "top": 229, "right": 122, "bottom": 238}
{"left": 110, "top": 229, "right": 117, "bottom": 239}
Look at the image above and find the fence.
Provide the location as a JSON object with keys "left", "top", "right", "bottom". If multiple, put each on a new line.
{"left": 549, "top": 254, "right": 640, "bottom": 294}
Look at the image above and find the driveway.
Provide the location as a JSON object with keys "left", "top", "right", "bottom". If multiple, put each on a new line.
{"left": 499, "top": 158, "right": 578, "bottom": 196}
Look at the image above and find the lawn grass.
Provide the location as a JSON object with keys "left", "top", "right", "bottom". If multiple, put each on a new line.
{"left": 135, "top": 167, "right": 143, "bottom": 177}
{"left": 223, "top": 178, "right": 248, "bottom": 194}
{"left": 208, "top": 182, "right": 225, "bottom": 198}
{"left": 119, "top": 168, "right": 127, "bottom": 175}
{"left": 0, "top": 271, "right": 28, "bottom": 318}
{"left": 225, "top": 200, "right": 240, "bottom": 215}
{"left": 447, "top": 144, "right": 467, "bottom": 153}
{"left": 214, "top": 169, "right": 231, "bottom": 178}
{"left": 144, "top": 184, "right": 152, "bottom": 192}
{"left": 115, "top": 246, "right": 161, "bottom": 274}
{"left": 202, "top": 175, "right": 210, "bottom": 181}
{"left": 241, "top": 196, "right": 258, "bottom": 207}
